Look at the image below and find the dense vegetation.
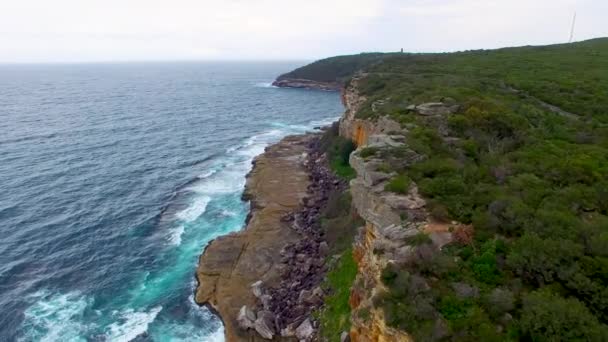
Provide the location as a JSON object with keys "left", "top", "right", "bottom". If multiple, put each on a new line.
{"left": 276, "top": 53, "right": 392, "bottom": 84}
{"left": 354, "top": 38, "right": 608, "bottom": 341}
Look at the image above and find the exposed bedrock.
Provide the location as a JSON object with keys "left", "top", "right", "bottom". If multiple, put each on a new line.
{"left": 195, "top": 135, "right": 312, "bottom": 341}
{"left": 196, "top": 133, "right": 346, "bottom": 341}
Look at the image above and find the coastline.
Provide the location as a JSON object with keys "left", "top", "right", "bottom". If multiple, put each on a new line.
{"left": 272, "top": 78, "right": 341, "bottom": 92}
{"left": 195, "top": 134, "right": 314, "bottom": 341}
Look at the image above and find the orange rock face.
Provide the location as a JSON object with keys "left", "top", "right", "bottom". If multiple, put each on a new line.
{"left": 347, "top": 224, "right": 413, "bottom": 342}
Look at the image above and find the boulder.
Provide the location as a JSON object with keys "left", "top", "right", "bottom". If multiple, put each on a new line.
{"left": 451, "top": 282, "right": 479, "bottom": 299}
{"left": 341, "top": 331, "right": 351, "bottom": 342}
{"left": 318, "top": 241, "right": 329, "bottom": 256}
{"left": 295, "top": 318, "right": 314, "bottom": 340}
{"left": 367, "top": 134, "right": 405, "bottom": 148}
{"left": 237, "top": 305, "right": 256, "bottom": 330}
{"left": 254, "top": 310, "right": 276, "bottom": 339}
{"left": 409, "top": 275, "right": 431, "bottom": 294}
{"left": 432, "top": 318, "right": 450, "bottom": 340}
{"left": 414, "top": 102, "right": 460, "bottom": 116}
{"left": 251, "top": 280, "right": 263, "bottom": 298}
{"left": 260, "top": 294, "right": 272, "bottom": 310}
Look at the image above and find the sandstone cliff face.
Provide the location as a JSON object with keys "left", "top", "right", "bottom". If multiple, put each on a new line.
{"left": 339, "top": 76, "right": 401, "bottom": 147}
{"left": 339, "top": 79, "right": 456, "bottom": 342}
{"left": 195, "top": 135, "right": 312, "bottom": 342}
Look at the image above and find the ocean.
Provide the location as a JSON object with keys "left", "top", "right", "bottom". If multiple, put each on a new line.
{"left": 0, "top": 62, "right": 343, "bottom": 341}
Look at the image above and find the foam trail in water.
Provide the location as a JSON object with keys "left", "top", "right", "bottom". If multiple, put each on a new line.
{"left": 175, "top": 196, "right": 211, "bottom": 223}
{"left": 106, "top": 306, "right": 162, "bottom": 342}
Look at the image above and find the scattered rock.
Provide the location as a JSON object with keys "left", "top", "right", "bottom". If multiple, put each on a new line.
{"left": 432, "top": 318, "right": 450, "bottom": 340}
{"left": 295, "top": 318, "right": 314, "bottom": 340}
{"left": 245, "top": 135, "right": 348, "bottom": 339}
{"left": 319, "top": 241, "right": 329, "bottom": 256}
{"left": 409, "top": 275, "right": 431, "bottom": 294}
{"left": 237, "top": 305, "right": 256, "bottom": 330}
{"left": 451, "top": 282, "right": 479, "bottom": 299}
{"left": 260, "top": 294, "right": 272, "bottom": 310}
{"left": 251, "top": 280, "right": 263, "bottom": 298}
{"left": 414, "top": 102, "right": 460, "bottom": 116}
{"left": 254, "top": 310, "right": 276, "bottom": 340}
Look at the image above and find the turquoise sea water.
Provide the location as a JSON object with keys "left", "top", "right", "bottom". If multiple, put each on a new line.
{"left": 0, "top": 62, "right": 342, "bottom": 341}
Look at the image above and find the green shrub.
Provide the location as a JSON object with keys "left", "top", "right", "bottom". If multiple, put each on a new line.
{"left": 359, "top": 146, "right": 380, "bottom": 158}
{"left": 384, "top": 174, "right": 412, "bottom": 194}
{"left": 520, "top": 290, "right": 608, "bottom": 341}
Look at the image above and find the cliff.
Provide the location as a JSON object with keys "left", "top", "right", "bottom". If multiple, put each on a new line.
{"left": 339, "top": 80, "right": 464, "bottom": 342}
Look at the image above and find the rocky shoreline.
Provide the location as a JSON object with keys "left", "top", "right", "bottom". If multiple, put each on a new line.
{"left": 272, "top": 78, "right": 341, "bottom": 91}
{"left": 195, "top": 132, "right": 344, "bottom": 341}
{"left": 246, "top": 133, "right": 348, "bottom": 339}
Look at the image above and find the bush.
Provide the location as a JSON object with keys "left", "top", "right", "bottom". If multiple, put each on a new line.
{"left": 520, "top": 290, "right": 608, "bottom": 341}
{"left": 359, "top": 146, "right": 380, "bottom": 158}
{"left": 384, "top": 174, "right": 412, "bottom": 194}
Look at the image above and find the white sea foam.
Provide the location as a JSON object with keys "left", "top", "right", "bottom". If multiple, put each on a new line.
{"left": 106, "top": 306, "right": 162, "bottom": 342}
{"left": 20, "top": 290, "right": 93, "bottom": 342}
{"left": 198, "top": 169, "right": 218, "bottom": 179}
{"left": 220, "top": 209, "right": 237, "bottom": 217}
{"left": 205, "top": 326, "right": 226, "bottom": 342}
{"left": 254, "top": 82, "right": 276, "bottom": 88}
{"left": 168, "top": 224, "right": 185, "bottom": 246}
{"left": 175, "top": 196, "right": 210, "bottom": 223}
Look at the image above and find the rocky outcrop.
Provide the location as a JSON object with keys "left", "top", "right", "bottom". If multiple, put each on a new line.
{"left": 250, "top": 135, "right": 347, "bottom": 340}
{"left": 407, "top": 102, "right": 460, "bottom": 116}
{"left": 338, "top": 76, "right": 402, "bottom": 147}
{"left": 272, "top": 78, "right": 342, "bottom": 91}
{"left": 196, "top": 132, "right": 348, "bottom": 341}
{"left": 337, "top": 77, "right": 467, "bottom": 341}
{"left": 195, "top": 135, "right": 313, "bottom": 341}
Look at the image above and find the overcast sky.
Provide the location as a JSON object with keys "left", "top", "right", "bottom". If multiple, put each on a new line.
{"left": 0, "top": 0, "right": 606, "bottom": 63}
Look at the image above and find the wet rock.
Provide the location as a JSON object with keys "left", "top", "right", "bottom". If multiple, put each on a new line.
{"left": 237, "top": 305, "right": 256, "bottom": 330}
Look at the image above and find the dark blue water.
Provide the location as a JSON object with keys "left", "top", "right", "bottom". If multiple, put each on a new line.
{"left": 0, "top": 62, "right": 342, "bottom": 341}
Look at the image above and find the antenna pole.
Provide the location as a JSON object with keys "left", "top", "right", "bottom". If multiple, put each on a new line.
{"left": 569, "top": 11, "right": 577, "bottom": 43}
